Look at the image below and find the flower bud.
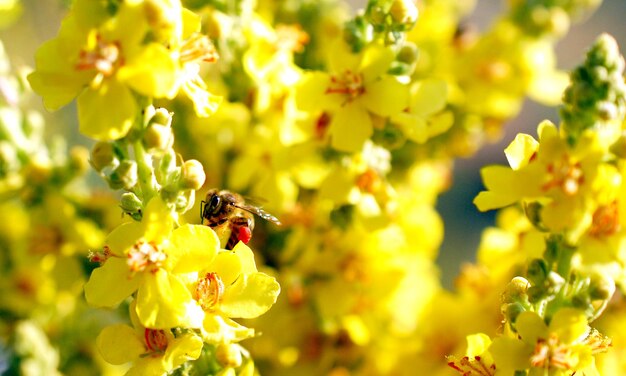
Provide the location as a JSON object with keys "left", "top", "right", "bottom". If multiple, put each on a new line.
{"left": 148, "top": 107, "right": 172, "bottom": 128}
{"left": 90, "top": 141, "right": 116, "bottom": 172}
{"left": 390, "top": 0, "right": 419, "bottom": 29}
{"left": 216, "top": 343, "right": 242, "bottom": 368}
{"left": 69, "top": 146, "right": 90, "bottom": 174}
{"left": 502, "top": 276, "right": 529, "bottom": 303}
{"left": 179, "top": 159, "right": 205, "bottom": 190}
{"left": 527, "top": 259, "right": 549, "bottom": 286}
{"left": 503, "top": 302, "right": 526, "bottom": 324}
{"left": 397, "top": 42, "right": 419, "bottom": 65}
{"left": 523, "top": 202, "right": 546, "bottom": 231}
{"left": 144, "top": 0, "right": 178, "bottom": 42}
{"left": 173, "top": 190, "right": 194, "bottom": 213}
{"left": 108, "top": 160, "right": 138, "bottom": 190}
{"left": 120, "top": 192, "right": 143, "bottom": 221}
{"left": 589, "top": 272, "right": 616, "bottom": 301}
{"left": 143, "top": 123, "right": 173, "bottom": 152}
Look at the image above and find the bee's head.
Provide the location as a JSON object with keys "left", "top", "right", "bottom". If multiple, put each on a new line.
{"left": 202, "top": 189, "right": 223, "bottom": 220}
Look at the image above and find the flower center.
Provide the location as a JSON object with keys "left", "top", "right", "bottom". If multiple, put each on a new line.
{"left": 144, "top": 329, "right": 168, "bottom": 353}
{"left": 88, "top": 245, "right": 112, "bottom": 264}
{"left": 127, "top": 240, "right": 165, "bottom": 273}
{"left": 195, "top": 272, "right": 225, "bottom": 311}
{"left": 76, "top": 33, "right": 122, "bottom": 81}
{"left": 583, "top": 328, "right": 612, "bottom": 354}
{"left": 325, "top": 70, "right": 365, "bottom": 103}
{"left": 274, "top": 24, "right": 309, "bottom": 53}
{"left": 355, "top": 169, "right": 382, "bottom": 194}
{"left": 180, "top": 33, "right": 219, "bottom": 65}
{"left": 542, "top": 156, "right": 584, "bottom": 195}
{"left": 530, "top": 334, "right": 576, "bottom": 370}
{"left": 589, "top": 201, "right": 620, "bottom": 237}
{"left": 448, "top": 355, "right": 495, "bottom": 376}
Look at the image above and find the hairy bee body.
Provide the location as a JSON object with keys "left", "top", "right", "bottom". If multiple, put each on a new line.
{"left": 201, "top": 189, "right": 280, "bottom": 250}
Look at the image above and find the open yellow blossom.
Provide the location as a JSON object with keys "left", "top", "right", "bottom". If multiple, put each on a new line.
{"left": 295, "top": 42, "right": 409, "bottom": 152}
{"left": 84, "top": 198, "right": 219, "bottom": 329}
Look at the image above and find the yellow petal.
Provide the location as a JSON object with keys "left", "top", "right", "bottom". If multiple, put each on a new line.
{"left": 142, "top": 197, "right": 174, "bottom": 245}
{"left": 201, "top": 314, "right": 255, "bottom": 343}
{"left": 84, "top": 257, "right": 141, "bottom": 307}
{"left": 208, "top": 251, "right": 242, "bottom": 286}
{"left": 77, "top": 80, "right": 135, "bottom": 141}
{"left": 96, "top": 324, "right": 144, "bottom": 365}
{"left": 329, "top": 105, "right": 372, "bottom": 152}
{"left": 359, "top": 44, "right": 395, "bottom": 82}
{"left": 473, "top": 166, "right": 520, "bottom": 211}
{"left": 135, "top": 269, "right": 204, "bottom": 329}
{"left": 410, "top": 79, "right": 447, "bottom": 116}
{"left": 219, "top": 273, "right": 280, "bottom": 319}
{"left": 105, "top": 222, "right": 144, "bottom": 256}
{"left": 504, "top": 134, "right": 539, "bottom": 170}
{"left": 294, "top": 72, "right": 337, "bottom": 112}
{"left": 516, "top": 311, "right": 549, "bottom": 344}
{"left": 162, "top": 333, "right": 203, "bottom": 371}
{"left": 361, "top": 76, "right": 408, "bottom": 117}
{"left": 549, "top": 308, "right": 588, "bottom": 344}
{"left": 489, "top": 337, "right": 532, "bottom": 373}
{"left": 166, "top": 224, "right": 219, "bottom": 273}
{"left": 232, "top": 242, "right": 257, "bottom": 274}
{"left": 117, "top": 44, "right": 177, "bottom": 98}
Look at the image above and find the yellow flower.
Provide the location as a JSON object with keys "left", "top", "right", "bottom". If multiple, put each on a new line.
{"left": 475, "top": 120, "right": 617, "bottom": 242}
{"left": 192, "top": 242, "right": 281, "bottom": 343}
{"left": 96, "top": 303, "right": 203, "bottom": 376}
{"left": 490, "top": 309, "right": 599, "bottom": 376}
{"left": 84, "top": 198, "right": 219, "bottom": 329}
{"left": 28, "top": 0, "right": 179, "bottom": 140}
{"left": 295, "top": 42, "right": 409, "bottom": 152}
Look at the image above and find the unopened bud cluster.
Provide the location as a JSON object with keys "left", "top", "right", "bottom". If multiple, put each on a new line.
{"left": 90, "top": 106, "right": 205, "bottom": 218}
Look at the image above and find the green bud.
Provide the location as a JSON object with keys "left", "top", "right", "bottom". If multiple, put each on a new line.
{"left": 343, "top": 16, "right": 372, "bottom": 53}
{"left": 502, "top": 276, "right": 530, "bottom": 303}
{"left": 179, "top": 159, "right": 206, "bottom": 190}
{"left": 372, "top": 122, "right": 406, "bottom": 149}
{"left": 120, "top": 192, "right": 143, "bottom": 221}
{"left": 526, "top": 259, "right": 549, "bottom": 286}
{"left": 503, "top": 302, "right": 526, "bottom": 324}
{"left": 174, "top": 190, "right": 194, "bottom": 213}
{"left": 157, "top": 150, "right": 178, "bottom": 184}
{"left": 589, "top": 272, "right": 616, "bottom": 301}
{"left": 527, "top": 285, "right": 545, "bottom": 303}
{"left": 148, "top": 107, "right": 172, "bottom": 128}
{"left": 143, "top": 124, "right": 173, "bottom": 152}
{"left": 216, "top": 343, "right": 242, "bottom": 368}
{"left": 523, "top": 202, "right": 547, "bottom": 231}
{"left": 561, "top": 33, "right": 626, "bottom": 145}
{"left": 330, "top": 204, "right": 355, "bottom": 230}
{"left": 397, "top": 42, "right": 419, "bottom": 65}
{"left": 109, "top": 160, "right": 138, "bottom": 190}
{"left": 90, "top": 141, "right": 116, "bottom": 172}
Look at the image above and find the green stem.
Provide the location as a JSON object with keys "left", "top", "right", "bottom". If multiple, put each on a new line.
{"left": 555, "top": 245, "right": 576, "bottom": 279}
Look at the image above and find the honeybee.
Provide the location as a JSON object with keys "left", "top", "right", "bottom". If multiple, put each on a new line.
{"left": 201, "top": 189, "right": 281, "bottom": 250}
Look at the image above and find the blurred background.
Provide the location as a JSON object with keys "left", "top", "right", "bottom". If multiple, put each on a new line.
{"left": 2, "top": 0, "right": 626, "bottom": 288}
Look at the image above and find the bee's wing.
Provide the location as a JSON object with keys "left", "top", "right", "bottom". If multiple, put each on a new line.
{"left": 233, "top": 203, "right": 282, "bottom": 225}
